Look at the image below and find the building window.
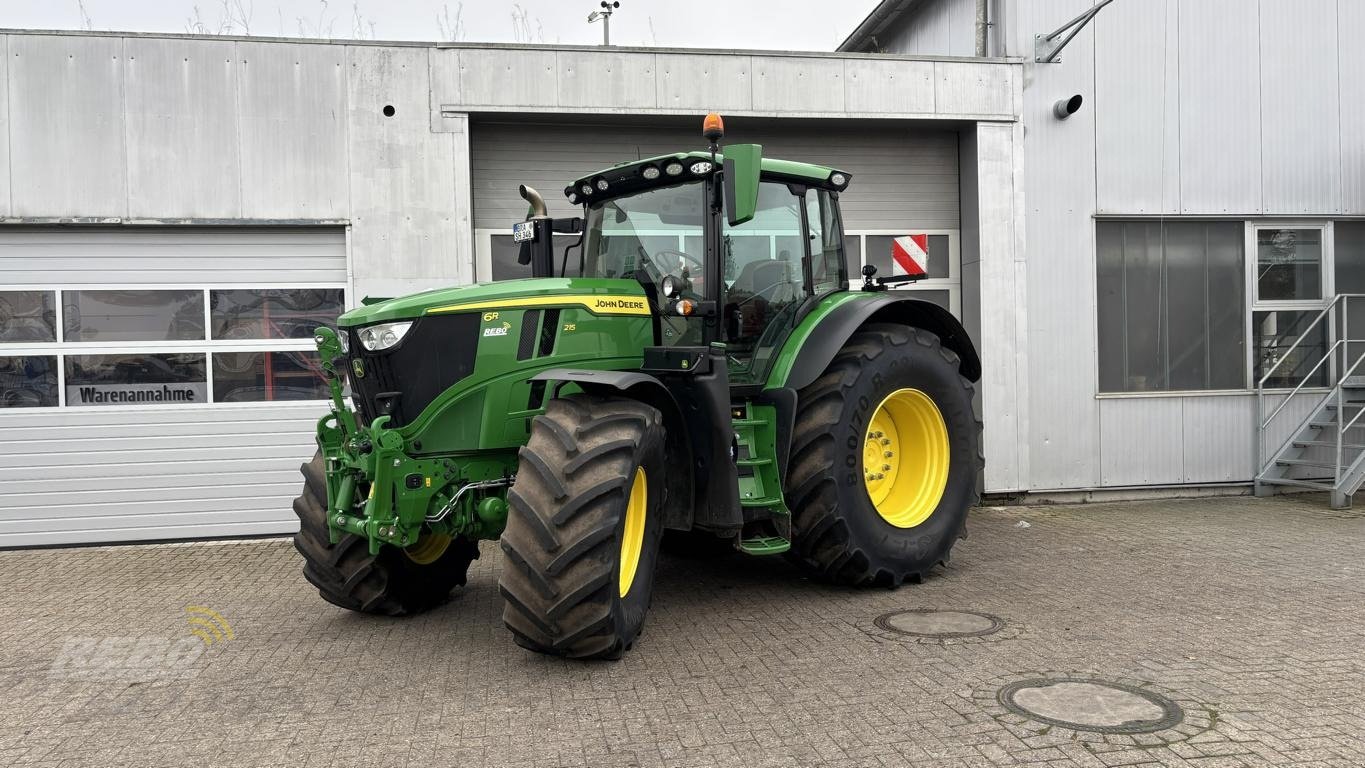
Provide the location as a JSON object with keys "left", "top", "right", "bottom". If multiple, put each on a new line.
{"left": 1256, "top": 228, "right": 1323, "bottom": 301}
{"left": 0, "top": 291, "right": 57, "bottom": 342}
{"left": 1096, "top": 220, "right": 1245, "bottom": 392}
{"left": 65, "top": 289, "right": 205, "bottom": 342}
{"left": 0, "top": 355, "right": 57, "bottom": 407}
{"left": 845, "top": 230, "right": 961, "bottom": 315}
{"left": 0, "top": 286, "right": 344, "bottom": 409}
{"left": 484, "top": 233, "right": 584, "bottom": 280}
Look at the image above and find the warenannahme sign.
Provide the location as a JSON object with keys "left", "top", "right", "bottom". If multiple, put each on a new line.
{"left": 67, "top": 383, "right": 207, "bottom": 405}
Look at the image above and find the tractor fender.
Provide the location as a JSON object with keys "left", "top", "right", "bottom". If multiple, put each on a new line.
{"left": 783, "top": 295, "right": 981, "bottom": 392}
{"left": 527, "top": 368, "right": 695, "bottom": 531}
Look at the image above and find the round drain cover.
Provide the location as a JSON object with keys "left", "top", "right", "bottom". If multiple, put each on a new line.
{"left": 873, "top": 609, "right": 1004, "bottom": 638}
{"left": 998, "top": 678, "right": 1184, "bottom": 734}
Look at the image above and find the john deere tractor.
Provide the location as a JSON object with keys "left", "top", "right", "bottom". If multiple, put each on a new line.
{"left": 294, "top": 115, "right": 982, "bottom": 659}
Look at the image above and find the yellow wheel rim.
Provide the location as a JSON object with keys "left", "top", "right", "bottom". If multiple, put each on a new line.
{"left": 863, "top": 388, "right": 950, "bottom": 529}
{"left": 619, "top": 466, "right": 648, "bottom": 598}
{"left": 403, "top": 531, "right": 452, "bottom": 565}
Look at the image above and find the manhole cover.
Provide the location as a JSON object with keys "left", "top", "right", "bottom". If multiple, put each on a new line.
{"left": 997, "top": 678, "right": 1185, "bottom": 734}
{"left": 873, "top": 609, "right": 1004, "bottom": 638}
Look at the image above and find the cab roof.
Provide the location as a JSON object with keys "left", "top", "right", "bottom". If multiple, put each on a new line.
{"left": 563, "top": 150, "right": 850, "bottom": 205}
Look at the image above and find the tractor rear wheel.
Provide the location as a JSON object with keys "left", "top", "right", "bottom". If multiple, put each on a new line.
{"left": 499, "top": 394, "right": 666, "bottom": 659}
{"left": 292, "top": 452, "right": 480, "bottom": 615}
{"left": 786, "top": 324, "right": 982, "bottom": 586}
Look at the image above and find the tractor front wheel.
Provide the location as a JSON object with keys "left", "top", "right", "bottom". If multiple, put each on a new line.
{"left": 786, "top": 323, "right": 982, "bottom": 586}
{"left": 293, "top": 453, "right": 480, "bottom": 615}
{"left": 499, "top": 394, "right": 666, "bottom": 660}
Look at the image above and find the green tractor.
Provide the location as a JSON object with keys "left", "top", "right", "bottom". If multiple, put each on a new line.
{"left": 294, "top": 115, "right": 982, "bottom": 659}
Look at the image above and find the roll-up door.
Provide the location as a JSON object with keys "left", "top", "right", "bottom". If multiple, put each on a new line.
{"left": 0, "top": 227, "right": 348, "bottom": 546}
{"left": 470, "top": 118, "right": 962, "bottom": 313}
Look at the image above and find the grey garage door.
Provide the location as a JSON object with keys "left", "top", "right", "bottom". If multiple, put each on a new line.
{"left": 470, "top": 118, "right": 960, "bottom": 232}
{"left": 0, "top": 227, "right": 348, "bottom": 547}
{"left": 470, "top": 117, "right": 962, "bottom": 310}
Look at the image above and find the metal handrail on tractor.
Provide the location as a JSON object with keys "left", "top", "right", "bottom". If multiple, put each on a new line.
{"left": 1256, "top": 294, "right": 1365, "bottom": 480}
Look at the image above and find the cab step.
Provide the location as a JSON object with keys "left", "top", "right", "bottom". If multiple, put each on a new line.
{"left": 736, "top": 535, "right": 790, "bottom": 555}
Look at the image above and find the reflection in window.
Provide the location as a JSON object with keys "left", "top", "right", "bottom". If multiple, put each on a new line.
{"left": 213, "top": 350, "right": 328, "bottom": 402}
{"left": 1254, "top": 311, "right": 1328, "bottom": 388}
{"left": 1096, "top": 221, "right": 1245, "bottom": 392}
{"left": 844, "top": 235, "right": 862, "bottom": 277}
{"left": 0, "top": 356, "right": 57, "bottom": 407}
{"left": 805, "top": 189, "right": 846, "bottom": 293}
{"left": 0, "top": 292, "right": 57, "bottom": 343}
{"left": 64, "top": 290, "right": 204, "bottom": 342}
{"left": 64, "top": 353, "right": 207, "bottom": 406}
{"left": 1256, "top": 228, "right": 1322, "bottom": 301}
{"left": 722, "top": 182, "right": 807, "bottom": 383}
{"left": 210, "top": 289, "right": 344, "bottom": 340}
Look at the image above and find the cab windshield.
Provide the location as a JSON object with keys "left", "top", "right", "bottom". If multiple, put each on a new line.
{"left": 581, "top": 182, "right": 706, "bottom": 285}
{"left": 582, "top": 182, "right": 708, "bottom": 346}
{"left": 580, "top": 177, "right": 847, "bottom": 372}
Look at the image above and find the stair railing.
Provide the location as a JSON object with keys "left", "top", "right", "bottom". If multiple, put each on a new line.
{"left": 1256, "top": 293, "right": 1365, "bottom": 481}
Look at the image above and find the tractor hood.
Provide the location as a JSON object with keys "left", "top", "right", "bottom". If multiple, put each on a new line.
{"left": 338, "top": 277, "right": 650, "bottom": 327}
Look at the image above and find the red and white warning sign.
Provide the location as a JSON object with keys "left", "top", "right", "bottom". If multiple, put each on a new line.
{"left": 890, "top": 234, "right": 929, "bottom": 277}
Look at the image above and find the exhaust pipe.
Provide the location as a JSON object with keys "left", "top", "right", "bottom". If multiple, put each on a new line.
{"left": 1053, "top": 94, "right": 1083, "bottom": 120}
{"left": 519, "top": 184, "right": 548, "bottom": 218}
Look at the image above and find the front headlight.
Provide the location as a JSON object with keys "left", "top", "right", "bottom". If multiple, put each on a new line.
{"left": 358, "top": 321, "right": 412, "bottom": 352}
{"left": 336, "top": 329, "right": 350, "bottom": 354}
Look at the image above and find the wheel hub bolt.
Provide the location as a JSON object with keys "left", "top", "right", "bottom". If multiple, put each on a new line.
{"left": 881, "top": 438, "right": 891, "bottom": 446}
{"left": 884, "top": 451, "right": 893, "bottom": 458}
{"left": 881, "top": 464, "right": 891, "bottom": 472}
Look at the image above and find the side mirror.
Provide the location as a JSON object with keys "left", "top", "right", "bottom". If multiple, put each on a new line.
{"left": 722, "top": 143, "right": 762, "bottom": 227}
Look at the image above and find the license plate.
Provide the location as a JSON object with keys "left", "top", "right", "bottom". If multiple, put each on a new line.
{"left": 512, "top": 222, "right": 535, "bottom": 243}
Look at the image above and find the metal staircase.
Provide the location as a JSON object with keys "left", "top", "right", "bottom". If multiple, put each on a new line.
{"left": 1256, "top": 294, "right": 1365, "bottom": 508}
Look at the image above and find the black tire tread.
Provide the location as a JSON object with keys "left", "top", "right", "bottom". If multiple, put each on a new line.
{"left": 498, "top": 394, "right": 662, "bottom": 660}
{"left": 786, "top": 324, "right": 985, "bottom": 586}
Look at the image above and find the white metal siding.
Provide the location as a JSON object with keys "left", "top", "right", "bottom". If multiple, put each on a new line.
{"left": 0, "top": 227, "right": 346, "bottom": 547}
{"left": 0, "top": 228, "right": 347, "bottom": 286}
{"left": 878, "top": 0, "right": 978, "bottom": 57}
{"left": 1258, "top": 0, "right": 1341, "bottom": 215}
{"left": 1094, "top": 0, "right": 1181, "bottom": 215}
{"left": 469, "top": 120, "right": 960, "bottom": 232}
{"left": 1344, "top": 1, "right": 1365, "bottom": 214}
{"left": 1178, "top": 0, "right": 1262, "bottom": 215}
{"left": 1016, "top": 0, "right": 1101, "bottom": 491}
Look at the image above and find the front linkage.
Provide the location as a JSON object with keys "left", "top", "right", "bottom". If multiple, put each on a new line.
{"left": 310, "top": 327, "right": 512, "bottom": 555}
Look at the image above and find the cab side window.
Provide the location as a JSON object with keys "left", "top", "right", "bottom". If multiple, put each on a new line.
{"left": 722, "top": 182, "right": 806, "bottom": 380}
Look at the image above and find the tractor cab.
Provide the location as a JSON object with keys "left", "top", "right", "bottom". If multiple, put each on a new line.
{"left": 520, "top": 114, "right": 855, "bottom": 387}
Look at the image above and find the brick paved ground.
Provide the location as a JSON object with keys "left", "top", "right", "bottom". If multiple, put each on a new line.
{"left": 1, "top": 494, "right": 1363, "bottom": 767}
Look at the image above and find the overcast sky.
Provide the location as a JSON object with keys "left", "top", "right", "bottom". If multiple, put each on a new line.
{"left": 8, "top": 1, "right": 880, "bottom": 51}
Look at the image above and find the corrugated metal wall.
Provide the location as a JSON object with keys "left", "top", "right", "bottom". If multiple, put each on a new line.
{"left": 875, "top": 0, "right": 979, "bottom": 57}
{"left": 996, "top": 0, "right": 1364, "bottom": 492}
{"left": 1093, "top": 0, "right": 1362, "bottom": 218}
{"left": 0, "top": 228, "right": 345, "bottom": 547}
{"left": 469, "top": 119, "right": 961, "bottom": 232}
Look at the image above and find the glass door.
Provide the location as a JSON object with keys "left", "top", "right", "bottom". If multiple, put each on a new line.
{"left": 1248, "top": 224, "right": 1330, "bottom": 389}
